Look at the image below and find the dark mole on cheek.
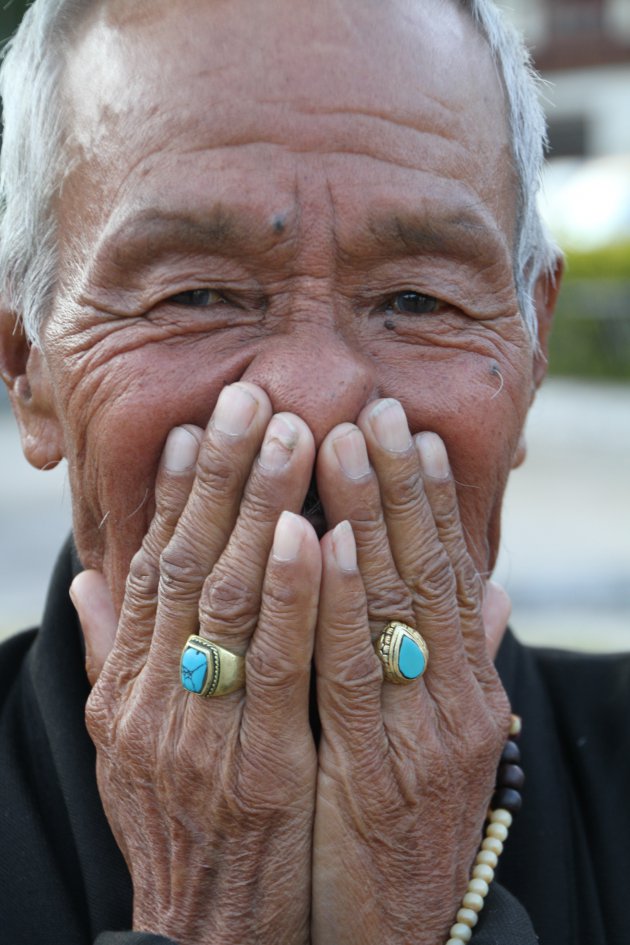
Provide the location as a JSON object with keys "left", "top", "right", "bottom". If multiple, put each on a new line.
{"left": 271, "top": 214, "right": 287, "bottom": 234}
{"left": 490, "top": 363, "right": 501, "bottom": 376}
{"left": 384, "top": 318, "right": 396, "bottom": 330}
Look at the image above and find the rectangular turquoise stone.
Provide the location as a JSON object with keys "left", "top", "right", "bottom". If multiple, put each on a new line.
{"left": 181, "top": 646, "right": 209, "bottom": 693}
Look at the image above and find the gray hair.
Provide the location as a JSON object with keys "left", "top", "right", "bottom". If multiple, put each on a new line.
{"left": 0, "top": 0, "right": 557, "bottom": 345}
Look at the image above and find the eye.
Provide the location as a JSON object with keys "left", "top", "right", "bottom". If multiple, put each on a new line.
{"left": 168, "top": 288, "right": 225, "bottom": 307}
{"left": 389, "top": 291, "right": 438, "bottom": 315}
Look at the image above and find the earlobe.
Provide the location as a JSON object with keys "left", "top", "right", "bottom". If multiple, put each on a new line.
{"left": 511, "top": 433, "right": 527, "bottom": 469}
{"left": 0, "top": 308, "right": 65, "bottom": 470}
{"left": 532, "top": 252, "right": 564, "bottom": 390}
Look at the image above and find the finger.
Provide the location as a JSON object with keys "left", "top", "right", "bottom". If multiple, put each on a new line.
{"left": 92, "top": 424, "right": 203, "bottom": 684}
{"left": 356, "top": 399, "right": 467, "bottom": 679}
{"left": 70, "top": 569, "right": 117, "bottom": 686}
{"left": 482, "top": 581, "right": 511, "bottom": 660}
{"left": 196, "top": 413, "right": 315, "bottom": 655}
{"left": 315, "top": 521, "right": 388, "bottom": 753}
{"left": 414, "top": 432, "right": 487, "bottom": 665}
{"left": 242, "top": 511, "right": 321, "bottom": 748}
{"left": 144, "top": 383, "right": 272, "bottom": 671}
{"left": 316, "top": 423, "right": 414, "bottom": 637}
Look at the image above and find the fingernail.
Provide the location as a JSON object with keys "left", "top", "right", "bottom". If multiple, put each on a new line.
{"left": 163, "top": 426, "right": 199, "bottom": 472}
{"left": 415, "top": 432, "right": 450, "bottom": 479}
{"left": 259, "top": 414, "right": 298, "bottom": 471}
{"left": 273, "top": 510, "right": 303, "bottom": 561}
{"left": 213, "top": 383, "right": 258, "bottom": 436}
{"left": 333, "top": 427, "right": 370, "bottom": 479}
{"left": 368, "top": 399, "right": 412, "bottom": 452}
{"left": 332, "top": 520, "right": 357, "bottom": 571}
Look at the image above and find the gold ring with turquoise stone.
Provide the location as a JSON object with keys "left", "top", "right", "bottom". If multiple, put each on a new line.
{"left": 180, "top": 634, "right": 245, "bottom": 698}
{"left": 375, "top": 621, "right": 429, "bottom": 685}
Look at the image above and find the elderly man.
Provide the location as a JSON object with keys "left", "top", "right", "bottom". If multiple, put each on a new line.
{"left": 0, "top": 0, "right": 628, "bottom": 943}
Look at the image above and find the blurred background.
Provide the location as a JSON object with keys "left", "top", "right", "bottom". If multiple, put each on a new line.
{"left": 0, "top": 0, "right": 628, "bottom": 649}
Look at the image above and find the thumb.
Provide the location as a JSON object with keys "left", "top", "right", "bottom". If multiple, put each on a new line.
{"left": 69, "top": 570, "right": 118, "bottom": 686}
{"left": 482, "top": 580, "right": 511, "bottom": 661}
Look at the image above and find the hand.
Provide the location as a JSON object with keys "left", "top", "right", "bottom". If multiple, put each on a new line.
{"left": 311, "top": 399, "right": 512, "bottom": 945}
{"left": 71, "top": 383, "right": 320, "bottom": 945}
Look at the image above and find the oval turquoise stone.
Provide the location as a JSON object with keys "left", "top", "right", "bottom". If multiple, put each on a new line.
{"left": 181, "top": 646, "right": 208, "bottom": 693}
{"left": 398, "top": 635, "right": 425, "bottom": 679}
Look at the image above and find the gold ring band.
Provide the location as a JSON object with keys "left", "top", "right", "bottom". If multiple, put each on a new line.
{"left": 375, "top": 621, "right": 429, "bottom": 685}
{"left": 180, "top": 634, "right": 245, "bottom": 697}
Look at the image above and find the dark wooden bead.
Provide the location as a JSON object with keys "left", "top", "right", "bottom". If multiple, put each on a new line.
{"left": 492, "top": 787, "right": 522, "bottom": 813}
{"left": 500, "top": 739, "right": 521, "bottom": 765}
{"left": 498, "top": 763, "right": 525, "bottom": 790}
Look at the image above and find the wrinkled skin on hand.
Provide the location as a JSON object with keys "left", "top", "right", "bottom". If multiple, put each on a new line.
{"left": 73, "top": 386, "right": 512, "bottom": 945}
{"left": 79, "top": 386, "right": 320, "bottom": 945}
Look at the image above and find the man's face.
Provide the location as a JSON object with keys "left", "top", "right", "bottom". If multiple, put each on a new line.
{"left": 36, "top": 0, "right": 536, "bottom": 606}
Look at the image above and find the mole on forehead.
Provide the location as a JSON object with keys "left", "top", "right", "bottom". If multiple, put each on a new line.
{"left": 271, "top": 214, "right": 288, "bottom": 234}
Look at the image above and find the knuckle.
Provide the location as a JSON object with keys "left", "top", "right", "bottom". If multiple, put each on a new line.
{"left": 126, "top": 547, "right": 159, "bottom": 600}
{"left": 154, "top": 487, "right": 186, "bottom": 528}
{"left": 346, "top": 488, "right": 386, "bottom": 527}
{"left": 195, "top": 444, "right": 239, "bottom": 495}
{"left": 200, "top": 567, "right": 259, "bottom": 628}
{"left": 331, "top": 646, "right": 383, "bottom": 690}
{"left": 159, "top": 539, "right": 206, "bottom": 593}
{"left": 384, "top": 467, "right": 425, "bottom": 515}
{"left": 262, "top": 575, "right": 303, "bottom": 615}
{"left": 367, "top": 582, "right": 413, "bottom": 624}
{"left": 429, "top": 483, "right": 460, "bottom": 524}
{"left": 413, "top": 548, "right": 456, "bottom": 603}
{"left": 247, "top": 640, "right": 305, "bottom": 690}
{"left": 239, "top": 488, "right": 281, "bottom": 526}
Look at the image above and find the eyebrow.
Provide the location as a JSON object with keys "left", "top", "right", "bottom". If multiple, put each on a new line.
{"left": 365, "top": 208, "right": 509, "bottom": 264}
{"left": 91, "top": 202, "right": 509, "bottom": 283}
{"left": 100, "top": 206, "right": 268, "bottom": 275}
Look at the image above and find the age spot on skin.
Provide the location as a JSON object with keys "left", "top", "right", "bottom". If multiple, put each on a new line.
{"left": 271, "top": 214, "right": 287, "bottom": 234}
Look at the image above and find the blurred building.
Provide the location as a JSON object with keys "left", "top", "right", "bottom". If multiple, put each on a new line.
{"left": 498, "top": 0, "right": 630, "bottom": 158}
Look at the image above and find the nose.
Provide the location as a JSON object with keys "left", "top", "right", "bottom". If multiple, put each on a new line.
{"left": 240, "top": 331, "right": 378, "bottom": 446}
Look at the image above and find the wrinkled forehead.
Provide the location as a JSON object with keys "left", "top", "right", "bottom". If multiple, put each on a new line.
{"left": 59, "top": 0, "right": 515, "bottom": 249}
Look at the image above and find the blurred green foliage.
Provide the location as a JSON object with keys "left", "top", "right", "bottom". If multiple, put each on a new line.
{"left": 549, "top": 243, "right": 630, "bottom": 380}
{"left": 565, "top": 242, "right": 630, "bottom": 280}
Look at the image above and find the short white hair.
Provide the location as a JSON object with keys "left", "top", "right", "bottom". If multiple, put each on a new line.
{"left": 0, "top": 0, "right": 558, "bottom": 345}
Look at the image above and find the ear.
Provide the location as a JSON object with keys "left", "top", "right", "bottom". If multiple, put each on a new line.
{"left": 532, "top": 251, "right": 564, "bottom": 391}
{"left": 0, "top": 308, "right": 65, "bottom": 470}
{"left": 511, "top": 252, "right": 564, "bottom": 471}
{"left": 510, "top": 433, "right": 527, "bottom": 470}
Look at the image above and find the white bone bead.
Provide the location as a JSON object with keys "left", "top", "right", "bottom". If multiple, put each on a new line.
{"left": 476, "top": 849, "right": 498, "bottom": 869}
{"left": 449, "top": 923, "right": 472, "bottom": 942}
{"left": 463, "top": 892, "right": 485, "bottom": 912}
{"left": 446, "top": 939, "right": 463, "bottom": 945}
{"left": 456, "top": 908, "right": 479, "bottom": 928}
{"left": 472, "top": 863, "right": 494, "bottom": 884}
{"left": 490, "top": 808, "right": 513, "bottom": 828}
{"left": 481, "top": 836, "right": 503, "bottom": 856}
{"left": 487, "top": 822, "right": 508, "bottom": 842}
{"left": 468, "top": 877, "right": 490, "bottom": 898}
